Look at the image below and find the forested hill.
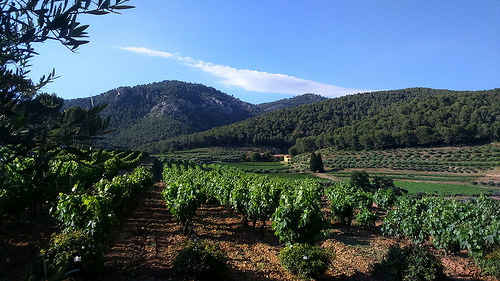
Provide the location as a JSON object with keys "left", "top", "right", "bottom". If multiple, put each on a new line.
{"left": 256, "top": 93, "right": 326, "bottom": 113}
{"left": 150, "top": 88, "right": 500, "bottom": 154}
{"left": 64, "top": 80, "right": 328, "bottom": 148}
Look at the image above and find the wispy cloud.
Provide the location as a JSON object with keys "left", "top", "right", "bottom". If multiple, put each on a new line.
{"left": 120, "top": 46, "right": 370, "bottom": 97}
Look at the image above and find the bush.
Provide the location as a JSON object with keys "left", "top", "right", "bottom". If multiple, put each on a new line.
{"left": 52, "top": 192, "right": 115, "bottom": 239}
{"left": 374, "top": 245, "right": 445, "bottom": 281}
{"left": 272, "top": 180, "right": 327, "bottom": 244}
{"left": 41, "top": 230, "right": 104, "bottom": 279}
{"left": 279, "top": 243, "right": 332, "bottom": 279}
{"left": 373, "top": 188, "right": 397, "bottom": 209}
{"left": 173, "top": 239, "right": 227, "bottom": 280}
{"left": 356, "top": 208, "right": 378, "bottom": 229}
{"left": 349, "top": 170, "right": 372, "bottom": 191}
{"left": 326, "top": 182, "right": 372, "bottom": 225}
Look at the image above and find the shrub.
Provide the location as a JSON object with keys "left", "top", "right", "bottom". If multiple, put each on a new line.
{"left": 326, "top": 182, "right": 372, "bottom": 225}
{"left": 356, "top": 208, "right": 378, "bottom": 229}
{"left": 52, "top": 192, "right": 115, "bottom": 239}
{"left": 41, "top": 230, "right": 104, "bottom": 279}
{"left": 173, "top": 239, "right": 227, "bottom": 280}
{"left": 272, "top": 180, "right": 327, "bottom": 244}
{"left": 350, "top": 170, "right": 372, "bottom": 191}
{"left": 279, "top": 243, "right": 332, "bottom": 279}
{"left": 374, "top": 245, "right": 445, "bottom": 281}
{"left": 373, "top": 188, "right": 397, "bottom": 209}
{"left": 372, "top": 176, "right": 395, "bottom": 190}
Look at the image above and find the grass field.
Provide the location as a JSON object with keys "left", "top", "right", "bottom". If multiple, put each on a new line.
{"left": 267, "top": 173, "right": 332, "bottom": 184}
{"left": 393, "top": 180, "right": 496, "bottom": 196}
{"left": 327, "top": 171, "right": 478, "bottom": 183}
{"left": 224, "top": 161, "right": 290, "bottom": 172}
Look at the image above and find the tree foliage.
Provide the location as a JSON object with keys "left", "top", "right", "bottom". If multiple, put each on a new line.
{"left": 309, "top": 152, "right": 324, "bottom": 172}
{"left": 1, "top": 0, "right": 133, "bottom": 151}
{"left": 153, "top": 88, "right": 499, "bottom": 153}
{"left": 1, "top": 0, "right": 133, "bottom": 218}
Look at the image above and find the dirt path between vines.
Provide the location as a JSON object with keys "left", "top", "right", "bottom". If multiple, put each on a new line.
{"left": 103, "top": 182, "right": 495, "bottom": 281}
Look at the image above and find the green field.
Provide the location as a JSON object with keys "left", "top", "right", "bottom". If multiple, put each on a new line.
{"left": 224, "top": 161, "right": 290, "bottom": 173}
{"left": 394, "top": 181, "right": 496, "bottom": 196}
{"left": 267, "top": 173, "right": 332, "bottom": 183}
{"left": 327, "top": 171, "right": 478, "bottom": 183}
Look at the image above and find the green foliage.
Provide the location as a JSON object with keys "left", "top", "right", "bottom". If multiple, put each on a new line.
{"left": 173, "top": 239, "right": 227, "bottom": 281}
{"left": 372, "top": 176, "right": 395, "bottom": 190}
{"left": 154, "top": 88, "right": 500, "bottom": 153}
{"left": 471, "top": 246, "right": 500, "bottom": 279}
{"left": 349, "top": 170, "right": 372, "bottom": 191}
{"left": 373, "top": 188, "right": 397, "bottom": 209}
{"left": 1, "top": 0, "right": 134, "bottom": 223}
{"left": 325, "top": 182, "right": 372, "bottom": 225}
{"left": 356, "top": 207, "right": 378, "bottom": 229}
{"left": 41, "top": 230, "right": 104, "bottom": 279}
{"left": 1, "top": 0, "right": 132, "bottom": 196}
{"left": 52, "top": 192, "right": 115, "bottom": 240}
{"left": 256, "top": 93, "right": 326, "bottom": 113}
{"left": 322, "top": 144, "right": 500, "bottom": 175}
{"left": 272, "top": 180, "right": 327, "bottom": 244}
{"left": 316, "top": 152, "right": 324, "bottom": 172}
{"left": 309, "top": 152, "right": 324, "bottom": 172}
{"left": 95, "top": 166, "right": 153, "bottom": 210}
{"left": 162, "top": 166, "right": 206, "bottom": 229}
{"left": 162, "top": 164, "right": 284, "bottom": 230}
{"left": 381, "top": 196, "right": 430, "bottom": 245}
{"left": 279, "top": 243, "right": 332, "bottom": 279}
{"left": 375, "top": 245, "right": 445, "bottom": 281}
{"left": 309, "top": 152, "right": 318, "bottom": 172}
{"left": 382, "top": 195, "right": 500, "bottom": 256}
{"left": 246, "top": 176, "right": 283, "bottom": 226}
{"left": 250, "top": 152, "right": 262, "bottom": 162}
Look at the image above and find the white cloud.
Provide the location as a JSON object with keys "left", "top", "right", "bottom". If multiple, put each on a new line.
{"left": 120, "top": 46, "right": 370, "bottom": 97}
{"left": 120, "top": 47, "right": 175, "bottom": 59}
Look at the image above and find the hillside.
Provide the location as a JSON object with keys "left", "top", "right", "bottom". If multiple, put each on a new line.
{"left": 152, "top": 88, "right": 500, "bottom": 154}
{"left": 64, "top": 80, "right": 327, "bottom": 148}
{"left": 255, "top": 93, "right": 326, "bottom": 113}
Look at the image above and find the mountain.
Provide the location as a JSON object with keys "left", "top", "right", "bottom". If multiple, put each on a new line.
{"left": 152, "top": 88, "right": 500, "bottom": 154}
{"left": 64, "top": 80, "right": 327, "bottom": 148}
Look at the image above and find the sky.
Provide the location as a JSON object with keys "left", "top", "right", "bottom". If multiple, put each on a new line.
{"left": 29, "top": 0, "right": 500, "bottom": 104}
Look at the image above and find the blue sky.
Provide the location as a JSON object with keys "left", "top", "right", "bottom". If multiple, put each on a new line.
{"left": 29, "top": 0, "right": 500, "bottom": 104}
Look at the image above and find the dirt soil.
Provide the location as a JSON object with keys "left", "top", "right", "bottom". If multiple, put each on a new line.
{"left": 0, "top": 212, "right": 57, "bottom": 281}
{"left": 103, "top": 183, "right": 497, "bottom": 281}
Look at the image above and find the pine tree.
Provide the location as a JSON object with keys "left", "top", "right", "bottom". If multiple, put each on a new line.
{"left": 310, "top": 152, "right": 318, "bottom": 172}
{"left": 317, "top": 152, "right": 324, "bottom": 173}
